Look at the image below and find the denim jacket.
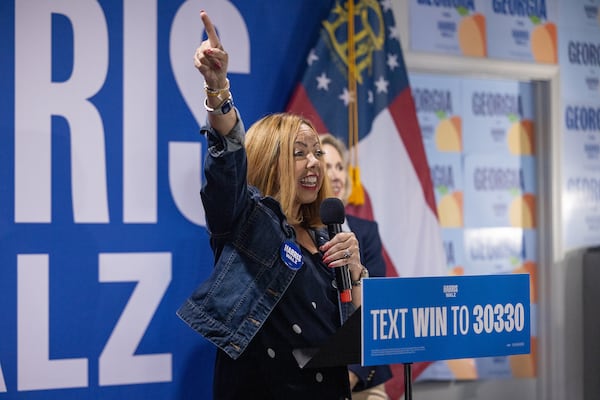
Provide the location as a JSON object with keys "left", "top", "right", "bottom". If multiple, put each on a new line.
{"left": 177, "top": 115, "right": 303, "bottom": 360}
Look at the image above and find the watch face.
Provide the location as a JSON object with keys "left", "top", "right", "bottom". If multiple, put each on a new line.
{"left": 221, "top": 100, "right": 233, "bottom": 114}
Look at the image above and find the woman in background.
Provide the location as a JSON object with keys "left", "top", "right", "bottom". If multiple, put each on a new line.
{"left": 321, "top": 133, "right": 392, "bottom": 400}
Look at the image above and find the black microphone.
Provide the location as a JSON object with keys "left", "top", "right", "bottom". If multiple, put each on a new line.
{"left": 320, "top": 197, "right": 352, "bottom": 303}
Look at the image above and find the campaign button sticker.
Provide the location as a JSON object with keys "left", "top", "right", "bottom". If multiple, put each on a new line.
{"left": 280, "top": 240, "right": 303, "bottom": 270}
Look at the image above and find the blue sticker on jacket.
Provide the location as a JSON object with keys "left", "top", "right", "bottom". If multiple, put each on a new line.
{"left": 280, "top": 240, "right": 303, "bottom": 270}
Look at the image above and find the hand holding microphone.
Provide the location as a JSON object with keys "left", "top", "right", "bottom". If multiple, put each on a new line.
{"left": 319, "top": 198, "right": 361, "bottom": 303}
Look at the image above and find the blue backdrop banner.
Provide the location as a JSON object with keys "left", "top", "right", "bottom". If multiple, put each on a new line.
{"left": 0, "top": 1, "right": 332, "bottom": 398}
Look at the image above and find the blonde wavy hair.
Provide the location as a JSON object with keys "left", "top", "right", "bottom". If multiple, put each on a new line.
{"left": 245, "top": 113, "right": 332, "bottom": 227}
{"left": 319, "top": 133, "right": 351, "bottom": 205}
{"left": 319, "top": 133, "right": 352, "bottom": 204}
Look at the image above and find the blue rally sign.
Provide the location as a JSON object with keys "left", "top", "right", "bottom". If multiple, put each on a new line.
{"left": 361, "top": 274, "right": 530, "bottom": 365}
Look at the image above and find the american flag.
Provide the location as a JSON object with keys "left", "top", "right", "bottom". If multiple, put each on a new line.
{"left": 286, "top": 0, "right": 447, "bottom": 397}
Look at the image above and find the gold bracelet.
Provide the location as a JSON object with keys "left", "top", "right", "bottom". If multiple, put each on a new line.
{"left": 204, "top": 78, "right": 230, "bottom": 100}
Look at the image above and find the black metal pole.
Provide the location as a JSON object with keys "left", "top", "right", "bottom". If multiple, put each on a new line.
{"left": 404, "top": 362, "right": 413, "bottom": 400}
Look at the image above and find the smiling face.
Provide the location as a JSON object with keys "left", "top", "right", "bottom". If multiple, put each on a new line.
{"left": 293, "top": 124, "right": 324, "bottom": 211}
{"left": 322, "top": 143, "right": 347, "bottom": 200}
{"left": 245, "top": 113, "right": 331, "bottom": 226}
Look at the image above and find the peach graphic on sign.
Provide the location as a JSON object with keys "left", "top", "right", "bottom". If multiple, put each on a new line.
{"left": 510, "top": 261, "right": 537, "bottom": 377}
{"left": 435, "top": 115, "right": 462, "bottom": 151}
{"left": 510, "top": 337, "right": 537, "bottom": 378}
{"left": 530, "top": 21, "right": 557, "bottom": 64}
{"left": 437, "top": 191, "right": 463, "bottom": 227}
{"left": 506, "top": 119, "right": 535, "bottom": 155}
{"left": 513, "top": 261, "right": 537, "bottom": 303}
{"left": 449, "top": 266, "right": 464, "bottom": 276}
{"left": 509, "top": 193, "right": 536, "bottom": 228}
{"left": 458, "top": 13, "right": 486, "bottom": 57}
{"left": 447, "top": 358, "right": 478, "bottom": 379}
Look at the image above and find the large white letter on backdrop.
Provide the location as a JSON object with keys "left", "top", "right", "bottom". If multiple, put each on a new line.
{"left": 168, "top": 0, "right": 250, "bottom": 226}
{"left": 15, "top": 0, "right": 109, "bottom": 223}
{"left": 17, "top": 254, "right": 88, "bottom": 391}
{"left": 123, "top": 0, "right": 158, "bottom": 223}
{"left": 99, "top": 253, "right": 172, "bottom": 386}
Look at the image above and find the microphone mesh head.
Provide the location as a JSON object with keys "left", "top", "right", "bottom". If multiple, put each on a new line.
{"left": 320, "top": 197, "right": 345, "bottom": 225}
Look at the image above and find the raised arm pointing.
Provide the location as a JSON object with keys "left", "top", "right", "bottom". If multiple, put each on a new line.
{"left": 194, "top": 10, "right": 236, "bottom": 135}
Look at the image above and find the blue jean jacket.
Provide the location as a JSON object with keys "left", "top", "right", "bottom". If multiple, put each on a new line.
{"left": 177, "top": 117, "right": 302, "bottom": 360}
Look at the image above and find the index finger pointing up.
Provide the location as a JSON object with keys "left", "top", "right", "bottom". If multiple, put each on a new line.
{"left": 200, "top": 10, "right": 221, "bottom": 49}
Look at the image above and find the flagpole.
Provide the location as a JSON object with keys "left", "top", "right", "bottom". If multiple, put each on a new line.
{"left": 347, "top": 0, "right": 357, "bottom": 157}
{"left": 346, "top": 0, "right": 364, "bottom": 205}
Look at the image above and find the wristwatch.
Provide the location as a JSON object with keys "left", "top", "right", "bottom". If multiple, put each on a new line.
{"left": 204, "top": 96, "right": 234, "bottom": 115}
